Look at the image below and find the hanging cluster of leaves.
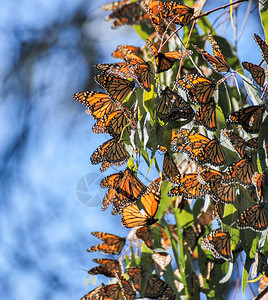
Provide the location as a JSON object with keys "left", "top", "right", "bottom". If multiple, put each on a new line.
{"left": 73, "top": 0, "right": 268, "bottom": 299}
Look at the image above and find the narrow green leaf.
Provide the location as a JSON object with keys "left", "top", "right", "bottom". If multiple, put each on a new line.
{"left": 237, "top": 73, "right": 262, "bottom": 105}
{"left": 259, "top": 1, "right": 268, "bottom": 40}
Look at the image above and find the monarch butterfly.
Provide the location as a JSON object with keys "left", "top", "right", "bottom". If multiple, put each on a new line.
{"left": 135, "top": 226, "right": 154, "bottom": 250}
{"left": 192, "top": 34, "right": 230, "bottom": 72}
{"left": 92, "top": 258, "right": 122, "bottom": 276}
{"left": 222, "top": 129, "right": 247, "bottom": 158}
{"left": 146, "top": 39, "right": 192, "bottom": 73}
{"left": 94, "top": 62, "right": 131, "bottom": 79}
{"left": 196, "top": 136, "right": 226, "bottom": 166}
{"left": 242, "top": 61, "right": 266, "bottom": 88}
{"left": 121, "top": 178, "right": 162, "bottom": 228}
{"left": 168, "top": 173, "right": 206, "bottom": 199}
{"left": 157, "top": 87, "right": 195, "bottom": 122}
{"left": 163, "top": 2, "right": 194, "bottom": 26}
{"left": 144, "top": 274, "right": 175, "bottom": 299}
{"left": 92, "top": 109, "right": 132, "bottom": 139}
{"left": 236, "top": 203, "right": 267, "bottom": 232}
{"left": 112, "top": 45, "right": 142, "bottom": 59}
{"left": 210, "top": 182, "right": 236, "bottom": 204}
{"left": 95, "top": 74, "right": 135, "bottom": 104}
{"left": 201, "top": 229, "right": 231, "bottom": 260}
{"left": 72, "top": 91, "right": 117, "bottom": 120}
{"left": 198, "top": 166, "right": 223, "bottom": 188}
{"left": 87, "top": 231, "right": 126, "bottom": 255}
{"left": 252, "top": 172, "right": 265, "bottom": 202}
{"left": 104, "top": 283, "right": 125, "bottom": 299}
{"left": 116, "top": 168, "right": 146, "bottom": 200}
{"left": 101, "top": 188, "right": 117, "bottom": 212}
{"left": 254, "top": 34, "right": 268, "bottom": 64}
{"left": 162, "top": 151, "right": 180, "bottom": 181}
{"left": 143, "top": 2, "right": 166, "bottom": 38}
{"left": 80, "top": 283, "right": 105, "bottom": 300}
{"left": 183, "top": 223, "right": 205, "bottom": 253}
{"left": 194, "top": 98, "right": 217, "bottom": 131}
{"left": 223, "top": 155, "right": 254, "bottom": 187}
{"left": 175, "top": 74, "right": 216, "bottom": 105}
{"left": 118, "top": 45, "right": 152, "bottom": 92}
{"left": 226, "top": 104, "right": 265, "bottom": 134}
{"left": 152, "top": 252, "right": 172, "bottom": 276}
{"left": 112, "top": 169, "right": 147, "bottom": 215}
{"left": 90, "top": 138, "right": 129, "bottom": 172}
{"left": 174, "top": 129, "right": 226, "bottom": 166}
{"left": 118, "top": 277, "right": 136, "bottom": 300}
{"left": 104, "top": 1, "right": 145, "bottom": 29}
{"left": 126, "top": 266, "right": 142, "bottom": 293}
{"left": 100, "top": 171, "right": 124, "bottom": 189}
{"left": 87, "top": 265, "right": 116, "bottom": 278}
{"left": 101, "top": 168, "right": 146, "bottom": 213}
{"left": 211, "top": 199, "right": 225, "bottom": 221}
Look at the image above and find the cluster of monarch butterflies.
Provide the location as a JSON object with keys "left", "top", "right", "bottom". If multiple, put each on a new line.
{"left": 73, "top": 0, "right": 268, "bottom": 299}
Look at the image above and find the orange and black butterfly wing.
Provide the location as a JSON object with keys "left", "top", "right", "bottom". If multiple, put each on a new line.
{"left": 121, "top": 204, "right": 148, "bottom": 228}
{"left": 80, "top": 283, "right": 106, "bottom": 300}
{"left": 175, "top": 77, "right": 198, "bottom": 104}
{"left": 104, "top": 109, "right": 131, "bottom": 139}
{"left": 201, "top": 229, "right": 231, "bottom": 260}
{"left": 129, "top": 62, "right": 152, "bottom": 92}
{"left": 193, "top": 44, "right": 226, "bottom": 72}
{"left": 136, "top": 226, "right": 154, "bottom": 250}
{"left": 102, "top": 188, "right": 117, "bottom": 211}
{"left": 194, "top": 98, "right": 217, "bottom": 131}
{"left": 93, "top": 258, "right": 122, "bottom": 275}
{"left": 162, "top": 152, "right": 180, "bottom": 180}
{"left": 112, "top": 192, "right": 134, "bottom": 215}
{"left": 209, "top": 34, "right": 229, "bottom": 72}
{"left": 106, "top": 1, "right": 145, "bottom": 29}
{"left": 231, "top": 156, "right": 254, "bottom": 187}
{"left": 90, "top": 231, "right": 126, "bottom": 255}
{"left": 119, "top": 278, "right": 136, "bottom": 300}
{"left": 197, "top": 138, "right": 226, "bottom": 166}
{"left": 127, "top": 267, "right": 142, "bottom": 293}
{"left": 146, "top": 39, "right": 192, "bottom": 73}
{"left": 236, "top": 204, "right": 267, "bottom": 232}
{"left": 90, "top": 138, "right": 130, "bottom": 172}
{"left": 209, "top": 230, "right": 231, "bottom": 260}
{"left": 95, "top": 74, "right": 135, "bottom": 104}
{"left": 144, "top": 274, "right": 169, "bottom": 299}
{"left": 222, "top": 129, "right": 246, "bottom": 158}
{"left": 226, "top": 104, "right": 265, "bottom": 134}
{"left": 94, "top": 62, "right": 131, "bottom": 79}
{"left": 112, "top": 45, "right": 142, "bottom": 59}
{"left": 163, "top": 2, "right": 194, "bottom": 25}
{"left": 104, "top": 283, "right": 124, "bottom": 299}
{"left": 100, "top": 171, "right": 124, "bottom": 189}
{"left": 87, "top": 242, "right": 120, "bottom": 255}
{"left": 116, "top": 168, "right": 146, "bottom": 200}
{"left": 242, "top": 61, "right": 266, "bottom": 88}
{"left": 73, "top": 91, "right": 117, "bottom": 120}
{"left": 254, "top": 34, "right": 268, "bottom": 64}
{"left": 210, "top": 183, "right": 236, "bottom": 204}
{"left": 139, "top": 177, "right": 162, "bottom": 218}
{"left": 87, "top": 265, "right": 115, "bottom": 278}
{"left": 185, "top": 74, "right": 216, "bottom": 105}
{"left": 143, "top": 2, "right": 166, "bottom": 38}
